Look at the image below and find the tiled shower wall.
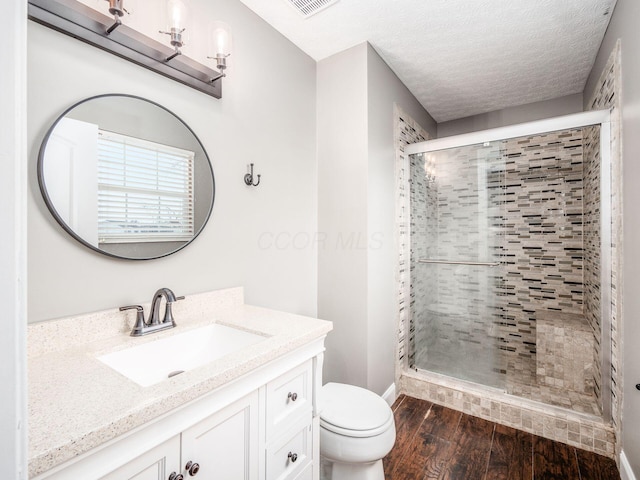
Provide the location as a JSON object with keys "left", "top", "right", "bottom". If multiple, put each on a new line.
{"left": 583, "top": 125, "right": 602, "bottom": 402}
{"left": 586, "top": 40, "right": 622, "bottom": 451}
{"left": 394, "top": 105, "right": 429, "bottom": 373}
{"left": 496, "top": 129, "right": 587, "bottom": 367}
{"left": 408, "top": 150, "right": 439, "bottom": 371}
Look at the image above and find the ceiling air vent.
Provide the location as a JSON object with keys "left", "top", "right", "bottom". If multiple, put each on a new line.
{"left": 285, "top": 0, "right": 339, "bottom": 18}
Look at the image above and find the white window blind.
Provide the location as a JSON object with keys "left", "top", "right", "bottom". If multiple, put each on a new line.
{"left": 97, "top": 130, "right": 195, "bottom": 243}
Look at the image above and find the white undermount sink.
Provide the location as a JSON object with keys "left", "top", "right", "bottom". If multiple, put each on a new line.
{"left": 98, "top": 324, "right": 266, "bottom": 387}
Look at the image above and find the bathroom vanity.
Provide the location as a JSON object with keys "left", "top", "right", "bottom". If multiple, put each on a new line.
{"left": 28, "top": 288, "right": 332, "bottom": 479}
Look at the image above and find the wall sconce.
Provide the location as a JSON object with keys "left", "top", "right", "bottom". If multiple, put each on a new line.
{"left": 28, "top": 0, "right": 229, "bottom": 99}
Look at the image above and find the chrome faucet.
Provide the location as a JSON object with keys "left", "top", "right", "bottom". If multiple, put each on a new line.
{"left": 120, "top": 288, "right": 184, "bottom": 336}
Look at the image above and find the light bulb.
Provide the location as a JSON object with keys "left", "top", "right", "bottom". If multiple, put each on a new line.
{"left": 166, "top": 0, "right": 188, "bottom": 31}
{"left": 210, "top": 22, "right": 232, "bottom": 57}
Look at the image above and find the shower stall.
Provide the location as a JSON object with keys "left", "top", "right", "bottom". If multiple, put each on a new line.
{"left": 402, "top": 111, "right": 612, "bottom": 421}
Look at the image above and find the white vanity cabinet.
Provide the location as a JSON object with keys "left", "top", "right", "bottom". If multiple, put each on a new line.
{"left": 34, "top": 342, "right": 325, "bottom": 480}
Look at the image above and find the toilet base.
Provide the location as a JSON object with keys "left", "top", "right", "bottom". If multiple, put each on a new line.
{"left": 323, "top": 458, "right": 385, "bottom": 480}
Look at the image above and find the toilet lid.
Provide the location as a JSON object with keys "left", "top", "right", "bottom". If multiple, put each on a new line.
{"left": 320, "top": 383, "right": 392, "bottom": 434}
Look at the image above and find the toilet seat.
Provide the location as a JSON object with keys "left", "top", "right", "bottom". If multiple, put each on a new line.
{"left": 320, "top": 383, "right": 393, "bottom": 438}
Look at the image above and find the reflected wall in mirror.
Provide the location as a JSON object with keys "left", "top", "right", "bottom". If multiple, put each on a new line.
{"left": 38, "top": 94, "right": 215, "bottom": 260}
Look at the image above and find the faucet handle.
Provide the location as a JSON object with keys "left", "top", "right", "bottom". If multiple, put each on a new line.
{"left": 163, "top": 295, "right": 184, "bottom": 326}
{"left": 120, "top": 305, "right": 147, "bottom": 336}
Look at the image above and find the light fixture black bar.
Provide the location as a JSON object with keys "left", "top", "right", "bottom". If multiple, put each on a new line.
{"left": 28, "top": 0, "right": 222, "bottom": 98}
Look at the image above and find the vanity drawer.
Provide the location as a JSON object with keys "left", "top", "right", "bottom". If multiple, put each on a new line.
{"left": 266, "top": 420, "right": 312, "bottom": 480}
{"left": 266, "top": 360, "right": 312, "bottom": 437}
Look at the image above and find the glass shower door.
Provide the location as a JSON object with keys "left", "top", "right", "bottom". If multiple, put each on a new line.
{"left": 410, "top": 141, "right": 506, "bottom": 389}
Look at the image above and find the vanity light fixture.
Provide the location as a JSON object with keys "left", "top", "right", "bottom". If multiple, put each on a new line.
{"left": 28, "top": 0, "right": 227, "bottom": 98}
{"left": 160, "top": 0, "right": 189, "bottom": 62}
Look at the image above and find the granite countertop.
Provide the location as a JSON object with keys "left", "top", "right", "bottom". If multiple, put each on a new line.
{"left": 28, "top": 288, "right": 332, "bottom": 478}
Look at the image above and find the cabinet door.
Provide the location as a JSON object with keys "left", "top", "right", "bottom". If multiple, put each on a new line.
{"left": 100, "top": 436, "right": 181, "bottom": 480}
{"left": 181, "top": 391, "right": 259, "bottom": 480}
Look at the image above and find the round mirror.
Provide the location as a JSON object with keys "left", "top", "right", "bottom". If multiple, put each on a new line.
{"left": 38, "top": 94, "right": 214, "bottom": 260}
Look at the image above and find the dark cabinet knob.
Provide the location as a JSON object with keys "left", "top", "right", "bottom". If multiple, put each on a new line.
{"left": 185, "top": 461, "right": 200, "bottom": 476}
{"left": 636, "top": 384, "right": 640, "bottom": 391}
{"left": 288, "top": 392, "right": 298, "bottom": 402}
{"left": 168, "top": 473, "right": 184, "bottom": 480}
{"left": 288, "top": 451, "right": 298, "bottom": 463}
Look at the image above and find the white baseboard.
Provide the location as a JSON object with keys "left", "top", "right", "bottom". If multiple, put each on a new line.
{"left": 382, "top": 383, "right": 396, "bottom": 406}
{"left": 621, "top": 450, "right": 637, "bottom": 480}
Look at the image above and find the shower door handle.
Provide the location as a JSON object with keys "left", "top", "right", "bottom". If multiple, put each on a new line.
{"left": 418, "top": 259, "right": 500, "bottom": 267}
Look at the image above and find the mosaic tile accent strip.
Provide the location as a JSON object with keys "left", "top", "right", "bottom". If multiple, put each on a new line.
{"left": 586, "top": 40, "right": 622, "bottom": 455}
{"left": 393, "top": 104, "right": 429, "bottom": 383}
{"left": 399, "top": 371, "right": 615, "bottom": 459}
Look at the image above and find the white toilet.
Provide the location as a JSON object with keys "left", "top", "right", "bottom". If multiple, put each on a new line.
{"left": 319, "top": 383, "right": 396, "bottom": 480}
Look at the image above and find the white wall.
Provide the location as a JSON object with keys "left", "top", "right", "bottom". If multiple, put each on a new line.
{"left": 437, "top": 93, "right": 583, "bottom": 138}
{"left": 585, "top": 0, "right": 640, "bottom": 475}
{"left": 1, "top": 0, "right": 27, "bottom": 477}
{"left": 28, "top": 0, "right": 318, "bottom": 323}
{"left": 317, "top": 42, "right": 436, "bottom": 395}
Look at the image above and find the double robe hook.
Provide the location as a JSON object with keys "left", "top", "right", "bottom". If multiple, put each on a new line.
{"left": 244, "top": 163, "right": 261, "bottom": 187}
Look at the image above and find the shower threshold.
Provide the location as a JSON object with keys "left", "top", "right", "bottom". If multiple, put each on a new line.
{"left": 410, "top": 368, "right": 599, "bottom": 420}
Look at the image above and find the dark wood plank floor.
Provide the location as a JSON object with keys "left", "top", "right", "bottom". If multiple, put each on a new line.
{"left": 384, "top": 395, "right": 620, "bottom": 480}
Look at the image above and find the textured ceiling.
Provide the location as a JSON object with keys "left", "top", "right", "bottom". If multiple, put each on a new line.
{"left": 237, "top": 0, "right": 616, "bottom": 122}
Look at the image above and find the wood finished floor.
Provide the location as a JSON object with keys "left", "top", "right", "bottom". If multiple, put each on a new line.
{"left": 383, "top": 395, "right": 620, "bottom": 480}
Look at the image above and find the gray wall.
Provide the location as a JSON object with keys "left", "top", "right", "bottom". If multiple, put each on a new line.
{"left": 28, "top": 0, "right": 318, "bottom": 322}
{"left": 437, "top": 94, "right": 583, "bottom": 138}
{"left": 317, "top": 43, "right": 370, "bottom": 389}
{"left": 585, "top": 0, "right": 640, "bottom": 474}
{"left": 366, "top": 43, "right": 436, "bottom": 395}
{"left": 317, "top": 42, "right": 436, "bottom": 395}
